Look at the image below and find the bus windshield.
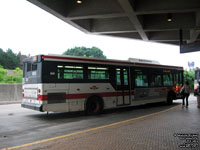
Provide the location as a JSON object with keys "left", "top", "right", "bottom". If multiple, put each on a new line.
{"left": 194, "top": 69, "right": 200, "bottom": 92}
{"left": 195, "top": 69, "right": 200, "bottom": 81}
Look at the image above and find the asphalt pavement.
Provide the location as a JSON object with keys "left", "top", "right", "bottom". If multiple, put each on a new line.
{"left": 0, "top": 96, "right": 199, "bottom": 150}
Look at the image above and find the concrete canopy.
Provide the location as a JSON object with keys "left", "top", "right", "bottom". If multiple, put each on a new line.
{"left": 28, "top": 0, "right": 200, "bottom": 46}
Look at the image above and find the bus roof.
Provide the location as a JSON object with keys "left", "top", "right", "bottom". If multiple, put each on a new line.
{"left": 28, "top": 54, "right": 184, "bottom": 71}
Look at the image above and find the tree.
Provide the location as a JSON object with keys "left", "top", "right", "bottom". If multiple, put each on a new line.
{"left": 0, "top": 48, "right": 7, "bottom": 69}
{"left": 63, "top": 46, "right": 107, "bottom": 59}
{"left": 0, "top": 48, "right": 20, "bottom": 69}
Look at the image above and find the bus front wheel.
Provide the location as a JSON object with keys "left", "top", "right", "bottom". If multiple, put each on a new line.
{"left": 85, "top": 96, "right": 103, "bottom": 115}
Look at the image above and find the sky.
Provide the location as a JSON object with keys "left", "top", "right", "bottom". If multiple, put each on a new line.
{"left": 0, "top": 0, "right": 199, "bottom": 69}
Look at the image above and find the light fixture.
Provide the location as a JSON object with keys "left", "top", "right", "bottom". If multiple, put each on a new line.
{"left": 76, "top": 0, "right": 82, "bottom": 4}
{"left": 167, "top": 13, "right": 172, "bottom": 22}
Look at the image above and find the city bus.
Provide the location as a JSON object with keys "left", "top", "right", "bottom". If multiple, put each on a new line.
{"left": 194, "top": 69, "right": 200, "bottom": 95}
{"left": 22, "top": 55, "right": 184, "bottom": 115}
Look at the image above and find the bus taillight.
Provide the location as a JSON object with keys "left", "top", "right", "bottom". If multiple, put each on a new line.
{"left": 175, "top": 85, "right": 181, "bottom": 92}
{"left": 38, "top": 94, "right": 48, "bottom": 101}
{"left": 22, "top": 89, "right": 24, "bottom": 97}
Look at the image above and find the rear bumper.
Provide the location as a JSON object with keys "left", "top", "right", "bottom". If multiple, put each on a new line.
{"left": 21, "top": 102, "right": 43, "bottom": 112}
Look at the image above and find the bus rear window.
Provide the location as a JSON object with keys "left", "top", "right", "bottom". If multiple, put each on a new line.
{"left": 27, "top": 63, "right": 32, "bottom": 72}
{"left": 32, "top": 64, "right": 37, "bottom": 71}
{"left": 24, "top": 62, "right": 38, "bottom": 76}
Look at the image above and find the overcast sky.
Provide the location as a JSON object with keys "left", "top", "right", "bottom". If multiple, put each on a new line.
{"left": 0, "top": 0, "right": 199, "bottom": 69}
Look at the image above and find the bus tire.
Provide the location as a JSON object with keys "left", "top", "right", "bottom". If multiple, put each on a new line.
{"left": 85, "top": 96, "right": 104, "bottom": 115}
{"left": 167, "top": 93, "right": 174, "bottom": 105}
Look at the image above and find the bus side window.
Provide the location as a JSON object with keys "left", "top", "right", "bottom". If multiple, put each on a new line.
{"left": 123, "top": 69, "right": 128, "bottom": 85}
{"left": 57, "top": 66, "right": 64, "bottom": 79}
{"left": 88, "top": 67, "right": 109, "bottom": 80}
{"left": 163, "top": 73, "right": 173, "bottom": 86}
{"left": 180, "top": 72, "right": 183, "bottom": 84}
{"left": 134, "top": 70, "right": 148, "bottom": 87}
{"left": 64, "top": 66, "right": 84, "bottom": 79}
{"left": 116, "top": 69, "right": 121, "bottom": 85}
{"left": 151, "top": 74, "right": 162, "bottom": 87}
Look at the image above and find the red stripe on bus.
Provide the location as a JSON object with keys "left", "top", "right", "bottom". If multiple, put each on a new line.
{"left": 100, "top": 92, "right": 117, "bottom": 97}
{"left": 43, "top": 55, "right": 133, "bottom": 65}
{"left": 37, "top": 91, "right": 135, "bottom": 101}
{"left": 66, "top": 93, "right": 89, "bottom": 99}
{"left": 38, "top": 94, "right": 48, "bottom": 101}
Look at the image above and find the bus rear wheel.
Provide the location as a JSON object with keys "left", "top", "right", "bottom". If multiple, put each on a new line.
{"left": 85, "top": 97, "right": 103, "bottom": 115}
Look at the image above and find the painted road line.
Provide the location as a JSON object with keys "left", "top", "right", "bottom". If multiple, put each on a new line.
{"left": 1, "top": 104, "right": 180, "bottom": 150}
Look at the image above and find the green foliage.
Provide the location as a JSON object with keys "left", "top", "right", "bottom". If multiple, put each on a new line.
{"left": 0, "top": 65, "right": 7, "bottom": 83}
{"left": 14, "top": 67, "right": 23, "bottom": 76}
{"left": 0, "top": 48, "right": 20, "bottom": 69}
{"left": 184, "top": 70, "right": 194, "bottom": 90}
{"left": 13, "top": 67, "right": 23, "bottom": 83}
{"left": 0, "top": 66, "right": 22, "bottom": 83}
{"left": 63, "top": 46, "right": 107, "bottom": 59}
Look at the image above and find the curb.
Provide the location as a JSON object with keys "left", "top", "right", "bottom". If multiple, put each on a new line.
{"left": 0, "top": 101, "right": 21, "bottom": 105}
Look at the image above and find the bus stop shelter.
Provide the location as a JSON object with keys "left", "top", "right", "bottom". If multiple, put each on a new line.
{"left": 28, "top": 0, "right": 200, "bottom": 53}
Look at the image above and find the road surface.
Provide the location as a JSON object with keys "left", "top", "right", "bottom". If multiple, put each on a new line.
{"left": 0, "top": 100, "right": 183, "bottom": 149}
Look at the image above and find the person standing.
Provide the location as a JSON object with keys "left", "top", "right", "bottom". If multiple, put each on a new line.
{"left": 181, "top": 81, "right": 190, "bottom": 108}
{"left": 196, "top": 81, "right": 200, "bottom": 108}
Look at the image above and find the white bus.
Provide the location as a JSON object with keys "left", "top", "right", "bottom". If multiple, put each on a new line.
{"left": 22, "top": 55, "right": 183, "bottom": 115}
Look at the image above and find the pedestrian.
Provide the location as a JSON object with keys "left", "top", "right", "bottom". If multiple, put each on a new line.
{"left": 196, "top": 81, "right": 200, "bottom": 108}
{"left": 181, "top": 81, "right": 190, "bottom": 108}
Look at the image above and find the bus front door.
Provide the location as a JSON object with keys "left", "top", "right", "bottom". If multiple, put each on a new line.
{"left": 116, "top": 68, "right": 131, "bottom": 106}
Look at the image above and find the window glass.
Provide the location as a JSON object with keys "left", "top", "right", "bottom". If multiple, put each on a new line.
{"left": 195, "top": 70, "right": 200, "bottom": 81}
{"left": 123, "top": 69, "right": 128, "bottom": 85}
{"left": 175, "top": 73, "right": 179, "bottom": 84}
{"left": 151, "top": 74, "right": 162, "bottom": 87}
{"left": 163, "top": 74, "right": 173, "bottom": 86}
{"left": 180, "top": 72, "right": 182, "bottom": 83}
{"left": 134, "top": 70, "right": 148, "bottom": 87}
{"left": 27, "top": 63, "right": 31, "bottom": 72}
{"left": 116, "top": 69, "right": 121, "bottom": 85}
{"left": 57, "top": 65, "right": 83, "bottom": 79}
{"left": 57, "top": 69, "right": 61, "bottom": 79}
{"left": 32, "top": 63, "right": 37, "bottom": 71}
{"left": 88, "top": 67, "right": 109, "bottom": 79}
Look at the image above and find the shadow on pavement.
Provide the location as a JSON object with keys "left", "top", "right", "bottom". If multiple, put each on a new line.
{"left": 28, "top": 101, "right": 181, "bottom": 123}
